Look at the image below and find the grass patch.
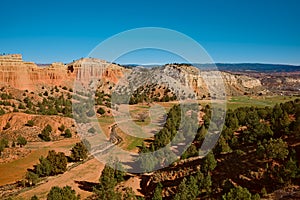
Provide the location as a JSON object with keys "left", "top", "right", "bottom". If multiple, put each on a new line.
{"left": 227, "top": 96, "right": 298, "bottom": 110}
{"left": 125, "top": 136, "right": 144, "bottom": 151}
{"left": 116, "top": 127, "right": 144, "bottom": 152}
{"left": 0, "top": 139, "right": 79, "bottom": 186}
{"left": 0, "top": 148, "right": 48, "bottom": 186}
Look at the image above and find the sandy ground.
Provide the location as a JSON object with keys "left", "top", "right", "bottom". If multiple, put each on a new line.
{"left": 17, "top": 158, "right": 104, "bottom": 200}
{"left": 122, "top": 176, "right": 143, "bottom": 196}
{"left": 0, "top": 138, "right": 80, "bottom": 186}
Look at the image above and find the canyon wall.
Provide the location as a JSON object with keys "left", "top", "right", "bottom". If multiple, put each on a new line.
{"left": 0, "top": 54, "right": 126, "bottom": 91}
{"left": 162, "top": 64, "right": 262, "bottom": 97}
{"left": 0, "top": 54, "right": 262, "bottom": 97}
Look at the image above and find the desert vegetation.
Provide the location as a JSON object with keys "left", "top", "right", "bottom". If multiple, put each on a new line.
{"left": 133, "top": 99, "right": 300, "bottom": 199}
{"left": 0, "top": 57, "right": 299, "bottom": 199}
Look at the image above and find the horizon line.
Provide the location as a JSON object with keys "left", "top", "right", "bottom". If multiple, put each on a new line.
{"left": 2, "top": 53, "right": 299, "bottom": 66}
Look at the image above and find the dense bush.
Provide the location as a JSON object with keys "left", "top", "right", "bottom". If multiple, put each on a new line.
{"left": 63, "top": 129, "right": 72, "bottom": 138}
{"left": 70, "top": 142, "right": 88, "bottom": 161}
{"left": 47, "top": 185, "right": 80, "bottom": 200}
{"left": 39, "top": 124, "right": 52, "bottom": 141}
{"left": 0, "top": 138, "right": 9, "bottom": 155}
{"left": 34, "top": 150, "right": 67, "bottom": 177}
{"left": 97, "top": 107, "right": 105, "bottom": 115}
{"left": 17, "top": 136, "right": 27, "bottom": 147}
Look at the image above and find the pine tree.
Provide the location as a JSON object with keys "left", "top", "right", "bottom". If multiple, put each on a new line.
{"left": 39, "top": 124, "right": 52, "bottom": 141}
{"left": 152, "top": 183, "right": 163, "bottom": 200}
{"left": 187, "top": 176, "right": 200, "bottom": 199}
{"left": 222, "top": 186, "right": 252, "bottom": 200}
{"left": 35, "top": 156, "right": 52, "bottom": 177}
{"left": 46, "top": 150, "right": 67, "bottom": 175}
{"left": 123, "top": 187, "right": 137, "bottom": 200}
{"left": 94, "top": 164, "right": 122, "bottom": 200}
{"left": 71, "top": 142, "right": 88, "bottom": 161}
{"left": 25, "top": 171, "right": 39, "bottom": 186}
{"left": 264, "top": 138, "right": 289, "bottom": 160}
{"left": 47, "top": 186, "right": 80, "bottom": 200}
{"left": 31, "top": 195, "right": 39, "bottom": 200}
{"left": 201, "top": 151, "right": 217, "bottom": 174}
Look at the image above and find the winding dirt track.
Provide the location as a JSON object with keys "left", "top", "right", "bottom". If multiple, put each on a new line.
{"left": 13, "top": 104, "right": 170, "bottom": 199}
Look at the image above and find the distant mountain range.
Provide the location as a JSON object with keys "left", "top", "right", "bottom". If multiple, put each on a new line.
{"left": 200, "top": 63, "right": 300, "bottom": 72}
{"left": 123, "top": 63, "right": 300, "bottom": 73}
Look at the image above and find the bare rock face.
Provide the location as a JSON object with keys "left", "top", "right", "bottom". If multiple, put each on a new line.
{"left": 0, "top": 54, "right": 262, "bottom": 97}
{"left": 0, "top": 54, "right": 36, "bottom": 90}
{"left": 0, "top": 54, "right": 127, "bottom": 91}
{"left": 161, "top": 64, "right": 262, "bottom": 98}
{"left": 113, "top": 63, "right": 263, "bottom": 100}
{"left": 68, "top": 58, "right": 127, "bottom": 85}
{"left": 221, "top": 72, "right": 262, "bottom": 95}
{"left": 0, "top": 54, "right": 71, "bottom": 90}
{"left": 221, "top": 72, "right": 261, "bottom": 89}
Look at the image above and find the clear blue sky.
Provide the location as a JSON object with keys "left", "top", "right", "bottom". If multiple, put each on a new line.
{"left": 1, "top": 0, "right": 300, "bottom": 64}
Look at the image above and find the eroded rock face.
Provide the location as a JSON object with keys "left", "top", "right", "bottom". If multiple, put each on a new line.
{"left": 0, "top": 54, "right": 71, "bottom": 90}
{"left": 0, "top": 54, "right": 36, "bottom": 90}
{"left": 68, "top": 58, "right": 127, "bottom": 85}
{"left": 0, "top": 54, "right": 262, "bottom": 97}
{"left": 112, "top": 63, "right": 263, "bottom": 100}
{"left": 0, "top": 55, "right": 127, "bottom": 91}
{"left": 162, "top": 64, "right": 262, "bottom": 98}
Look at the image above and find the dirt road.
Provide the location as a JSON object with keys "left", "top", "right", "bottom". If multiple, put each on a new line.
{"left": 17, "top": 158, "right": 104, "bottom": 199}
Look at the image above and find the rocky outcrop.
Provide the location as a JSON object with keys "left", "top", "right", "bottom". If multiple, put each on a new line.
{"left": 0, "top": 54, "right": 71, "bottom": 90}
{"left": 112, "top": 63, "right": 263, "bottom": 100}
{"left": 0, "top": 54, "right": 262, "bottom": 97}
{"left": 68, "top": 58, "right": 127, "bottom": 84}
{"left": 0, "top": 54, "right": 127, "bottom": 91}
{"left": 0, "top": 54, "right": 37, "bottom": 90}
{"left": 221, "top": 72, "right": 262, "bottom": 95}
{"left": 160, "top": 64, "right": 262, "bottom": 97}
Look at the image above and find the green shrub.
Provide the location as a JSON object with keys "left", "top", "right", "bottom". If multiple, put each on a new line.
{"left": 97, "top": 107, "right": 105, "bottom": 115}
{"left": 18, "top": 103, "right": 26, "bottom": 109}
{"left": 39, "top": 124, "right": 52, "bottom": 141}
{"left": 71, "top": 142, "right": 88, "bottom": 161}
{"left": 26, "top": 120, "right": 34, "bottom": 127}
{"left": 0, "top": 108, "right": 5, "bottom": 115}
{"left": 64, "top": 129, "right": 72, "bottom": 138}
{"left": 47, "top": 185, "right": 80, "bottom": 200}
{"left": 17, "top": 136, "right": 27, "bottom": 147}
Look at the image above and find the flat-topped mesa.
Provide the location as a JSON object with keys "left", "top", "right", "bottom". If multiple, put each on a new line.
{"left": 0, "top": 54, "right": 22, "bottom": 61}
{"left": 0, "top": 54, "right": 128, "bottom": 91}
{"left": 0, "top": 54, "right": 263, "bottom": 96}
{"left": 68, "top": 58, "right": 128, "bottom": 84}
{"left": 0, "top": 54, "right": 70, "bottom": 90}
{"left": 0, "top": 54, "right": 36, "bottom": 68}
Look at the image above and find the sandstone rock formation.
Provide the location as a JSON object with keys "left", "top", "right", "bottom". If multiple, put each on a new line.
{"left": 0, "top": 54, "right": 71, "bottom": 90}
{"left": 0, "top": 54, "right": 262, "bottom": 97}
{"left": 0, "top": 54, "right": 127, "bottom": 91}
